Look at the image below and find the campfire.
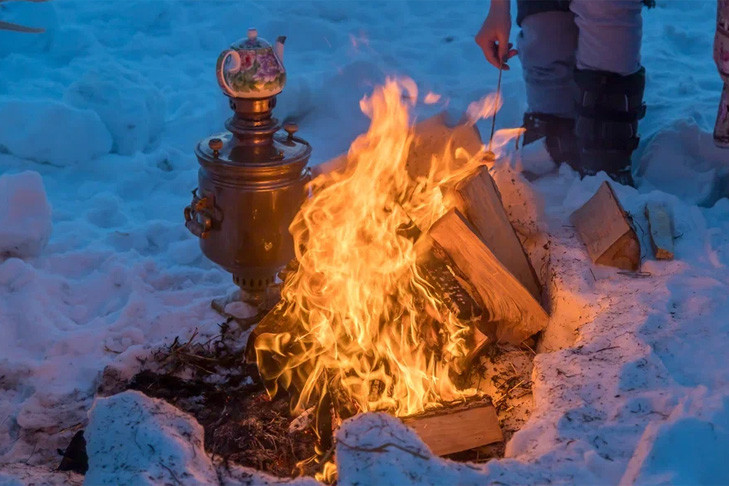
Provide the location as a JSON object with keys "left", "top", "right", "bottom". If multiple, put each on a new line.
{"left": 244, "top": 78, "right": 549, "bottom": 477}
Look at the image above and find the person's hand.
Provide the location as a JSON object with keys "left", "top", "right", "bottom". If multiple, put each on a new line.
{"left": 475, "top": 4, "right": 518, "bottom": 70}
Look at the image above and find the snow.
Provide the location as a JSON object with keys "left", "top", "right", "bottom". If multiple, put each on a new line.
{"left": 0, "top": 171, "right": 52, "bottom": 258}
{"left": 1, "top": 0, "right": 729, "bottom": 484}
{"left": 64, "top": 61, "right": 166, "bottom": 155}
{"left": 0, "top": 100, "right": 112, "bottom": 166}
{"left": 85, "top": 390, "right": 218, "bottom": 485}
{"left": 85, "top": 390, "right": 314, "bottom": 486}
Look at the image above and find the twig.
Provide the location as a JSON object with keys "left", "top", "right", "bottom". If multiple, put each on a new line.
{"left": 159, "top": 462, "right": 182, "bottom": 486}
{"left": 0, "top": 0, "right": 50, "bottom": 33}
{"left": 24, "top": 443, "right": 38, "bottom": 464}
{"left": 0, "top": 21, "right": 44, "bottom": 33}
{"left": 593, "top": 345, "right": 619, "bottom": 354}
{"left": 337, "top": 439, "right": 430, "bottom": 461}
{"left": 617, "top": 270, "right": 652, "bottom": 278}
{"left": 521, "top": 340, "right": 537, "bottom": 356}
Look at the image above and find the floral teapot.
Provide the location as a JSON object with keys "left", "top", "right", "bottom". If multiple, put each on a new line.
{"left": 216, "top": 28, "right": 286, "bottom": 99}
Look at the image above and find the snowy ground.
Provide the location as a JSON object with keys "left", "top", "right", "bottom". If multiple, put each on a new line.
{"left": 1, "top": 0, "right": 728, "bottom": 484}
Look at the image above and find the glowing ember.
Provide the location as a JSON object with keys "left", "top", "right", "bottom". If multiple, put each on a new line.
{"left": 254, "top": 78, "right": 521, "bottom": 422}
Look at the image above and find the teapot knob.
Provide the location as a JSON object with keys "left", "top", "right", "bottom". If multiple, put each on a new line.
{"left": 284, "top": 122, "right": 298, "bottom": 140}
{"left": 247, "top": 28, "right": 257, "bottom": 41}
{"left": 209, "top": 138, "right": 223, "bottom": 156}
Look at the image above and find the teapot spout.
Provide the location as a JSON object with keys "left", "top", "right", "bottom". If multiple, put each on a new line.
{"left": 275, "top": 36, "right": 286, "bottom": 64}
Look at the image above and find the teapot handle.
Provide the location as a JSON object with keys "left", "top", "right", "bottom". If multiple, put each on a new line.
{"left": 216, "top": 49, "right": 240, "bottom": 97}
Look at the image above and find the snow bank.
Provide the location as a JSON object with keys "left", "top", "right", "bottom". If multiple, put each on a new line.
{"left": 0, "top": 99, "right": 112, "bottom": 166}
{"left": 85, "top": 390, "right": 218, "bottom": 485}
{"left": 85, "top": 390, "right": 319, "bottom": 486}
{"left": 64, "top": 62, "right": 165, "bottom": 155}
{"left": 637, "top": 120, "right": 729, "bottom": 207}
{"left": 0, "top": 171, "right": 52, "bottom": 258}
{"left": 337, "top": 413, "right": 504, "bottom": 486}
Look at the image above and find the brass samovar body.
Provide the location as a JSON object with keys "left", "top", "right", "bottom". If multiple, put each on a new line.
{"left": 185, "top": 31, "right": 310, "bottom": 309}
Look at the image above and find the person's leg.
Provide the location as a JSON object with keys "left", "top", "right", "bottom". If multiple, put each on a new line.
{"left": 516, "top": 6, "right": 579, "bottom": 164}
{"left": 570, "top": 0, "right": 645, "bottom": 185}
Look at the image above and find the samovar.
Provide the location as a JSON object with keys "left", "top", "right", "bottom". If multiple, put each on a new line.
{"left": 185, "top": 29, "right": 311, "bottom": 315}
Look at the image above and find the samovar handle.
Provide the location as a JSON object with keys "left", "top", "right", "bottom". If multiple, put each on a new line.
{"left": 184, "top": 189, "right": 214, "bottom": 239}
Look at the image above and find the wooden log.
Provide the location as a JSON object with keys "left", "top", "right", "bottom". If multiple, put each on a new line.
{"left": 428, "top": 209, "right": 549, "bottom": 345}
{"left": 413, "top": 233, "right": 484, "bottom": 323}
{"left": 644, "top": 202, "right": 674, "bottom": 260}
{"left": 401, "top": 397, "right": 503, "bottom": 456}
{"left": 450, "top": 166, "right": 541, "bottom": 300}
{"left": 409, "top": 218, "right": 491, "bottom": 373}
{"left": 311, "top": 111, "right": 483, "bottom": 179}
{"left": 570, "top": 181, "right": 640, "bottom": 271}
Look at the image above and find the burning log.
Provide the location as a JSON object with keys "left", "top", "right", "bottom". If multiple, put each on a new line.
{"left": 644, "top": 201, "right": 674, "bottom": 260}
{"left": 428, "top": 209, "right": 549, "bottom": 345}
{"left": 411, "top": 233, "right": 496, "bottom": 374}
{"left": 401, "top": 396, "right": 502, "bottom": 456}
{"left": 570, "top": 181, "right": 640, "bottom": 271}
{"left": 449, "top": 166, "right": 541, "bottom": 300}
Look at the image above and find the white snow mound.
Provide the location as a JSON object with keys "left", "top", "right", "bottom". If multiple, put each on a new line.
{"left": 64, "top": 61, "right": 165, "bottom": 155}
{"left": 335, "top": 412, "right": 490, "bottom": 486}
{"left": 0, "top": 171, "right": 52, "bottom": 258}
{"left": 85, "top": 390, "right": 218, "bottom": 486}
{"left": 0, "top": 99, "right": 111, "bottom": 166}
{"left": 85, "top": 390, "right": 315, "bottom": 486}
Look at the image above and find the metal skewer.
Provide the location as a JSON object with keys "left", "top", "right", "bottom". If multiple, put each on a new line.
{"left": 487, "top": 64, "right": 503, "bottom": 156}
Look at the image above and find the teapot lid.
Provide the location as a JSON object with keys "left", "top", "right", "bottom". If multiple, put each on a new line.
{"left": 232, "top": 28, "right": 271, "bottom": 50}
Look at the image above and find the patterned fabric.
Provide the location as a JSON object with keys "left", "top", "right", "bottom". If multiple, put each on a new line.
{"left": 715, "top": 0, "right": 729, "bottom": 80}
{"left": 714, "top": 0, "right": 729, "bottom": 146}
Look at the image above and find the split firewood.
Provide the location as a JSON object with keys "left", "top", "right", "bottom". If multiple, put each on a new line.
{"left": 644, "top": 201, "right": 675, "bottom": 260}
{"left": 401, "top": 396, "right": 503, "bottom": 456}
{"left": 428, "top": 209, "right": 549, "bottom": 345}
{"left": 406, "top": 215, "right": 492, "bottom": 373}
{"left": 311, "top": 111, "right": 483, "bottom": 179}
{"left": 449, "top": 165, "right": 541, "bottom": 300}
{"left": 413, "top": 233, "right": 485, "bottom": 324}
{"left": 415, "top": 240, "right": 490, "bottom": 375}
{"left": 570, "top": 181, "right": 640, "bottom": 271}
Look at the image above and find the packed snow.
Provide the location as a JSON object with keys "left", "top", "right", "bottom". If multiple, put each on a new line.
{"left": 1, "top": 0, "right": 728, "bottom": 485}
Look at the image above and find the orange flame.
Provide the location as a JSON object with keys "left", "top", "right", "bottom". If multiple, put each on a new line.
{"left": 255, "top": 78, "right": 519, "bottom": 421}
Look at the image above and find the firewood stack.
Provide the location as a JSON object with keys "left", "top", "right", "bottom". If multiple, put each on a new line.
{"left": 246, "top": 113, "right": 549, "bottom": 457}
